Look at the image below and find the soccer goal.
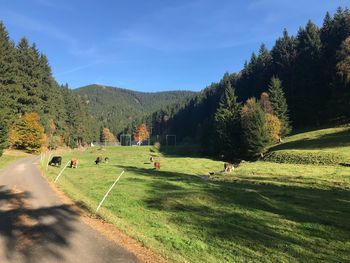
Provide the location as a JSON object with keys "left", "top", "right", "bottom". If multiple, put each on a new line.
{"left": 120, "top": 134, "right": 132, "bottom": 146}
{"left": 165, "top": 134, "right": 177, "bottom": 146}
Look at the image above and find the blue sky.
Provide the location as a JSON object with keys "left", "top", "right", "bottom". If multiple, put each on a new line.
{"left": 0, "top": 0, "right": 348, "bottom": 91}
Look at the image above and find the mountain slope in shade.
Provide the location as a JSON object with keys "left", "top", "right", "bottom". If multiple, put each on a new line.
{"left": 74, "top": 84, "right": 196, "bottom": 135}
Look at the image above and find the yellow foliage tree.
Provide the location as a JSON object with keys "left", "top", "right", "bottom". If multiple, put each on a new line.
{"left": 134, "top": 124, "right": 149, "bottom": 144}
{"left": 8, "top": 112, "right": 45, "bottom": 153}
{"left": 101, "top": 128, "right": 117, "bottom": 143}
{"left": 265, "top": 113, "right": 281, "bottom": 141}
{"left": 259, "top": 92, "right": 274, "bottom": 114}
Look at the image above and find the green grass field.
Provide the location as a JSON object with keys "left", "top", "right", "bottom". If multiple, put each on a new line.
{"left": 43, "top": 126, "right": 350, "bottom": 263}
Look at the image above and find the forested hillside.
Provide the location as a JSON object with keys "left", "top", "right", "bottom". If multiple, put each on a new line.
{"left": 148, "top": 8, "right": 350, "bottom": 156}
{"left": 0, "top": 22, "right": 99, "bottom": 151}
{"left": 75, "top": 84, "right": 195, "bottom": 135}
{"left": 0, "top": 20, "right": 195, "bottom": 153}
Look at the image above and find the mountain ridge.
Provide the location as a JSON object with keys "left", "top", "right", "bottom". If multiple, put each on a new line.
{"left": 74, "top": 84, "right": 196, "bottom": 135}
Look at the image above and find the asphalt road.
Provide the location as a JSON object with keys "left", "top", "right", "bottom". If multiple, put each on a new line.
{"left": 0, "top": 156, "right": 139, "bottom": 263}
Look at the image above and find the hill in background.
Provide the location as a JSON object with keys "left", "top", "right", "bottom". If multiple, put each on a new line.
{"left": 75, "top": 84, "right": 196, "bottom": 136}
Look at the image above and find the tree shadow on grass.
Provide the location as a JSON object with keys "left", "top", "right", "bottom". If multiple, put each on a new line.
{"left": 115, "top": 165, "right": 207, "bottom": 186}
{"left": 115, "top": 166, "right": 350, "bottom": 261}
{"left": 158, "top": 145, "right": 204, "bottom": 158}
{"left": 0, "top": 186, "right": 78, "bottom": 263}
{"left": 270, "top": 128, "right": 350, "bottom": 151}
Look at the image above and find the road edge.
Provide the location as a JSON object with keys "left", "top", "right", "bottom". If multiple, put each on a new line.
{"left": 38, "top": 164, "right": 167, "bottom": 263}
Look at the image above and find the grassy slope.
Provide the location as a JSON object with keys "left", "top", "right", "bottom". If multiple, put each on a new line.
{"left": 43, "top": 127, "right": 350, "bottom": 263}
{"left": 269, "top": 126, "right": 350, "bottom": 159}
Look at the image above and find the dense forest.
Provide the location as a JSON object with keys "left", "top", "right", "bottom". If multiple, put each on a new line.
{"left": 147, "top": 8, "right": 350, "bottom": 157}
{"left": 0, "top": 22, "right": 100, "bottom": 151}
{"left": 75, "top": 84, "right": 194, "bottom": 136}
{"left": 1, "top": 8, "right": 350, "bottom": 157}
{"left": 0, "top": 21, "right": 194, "bottom": 153}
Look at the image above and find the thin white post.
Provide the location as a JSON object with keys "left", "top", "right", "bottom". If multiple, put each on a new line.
{"left": 54, "top": 161, "right": 70, "bottom": 183}
{"left": 95, "top": 170, "right": 125, "bottom": 213}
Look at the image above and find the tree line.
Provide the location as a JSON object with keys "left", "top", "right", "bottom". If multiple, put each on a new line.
{"left": 146, "top": 8, "right": 350, "bottom": 158}
{"left": 0, "top": 22, "right": 99, "bottom": 154}
{"left": 1, "top": 7, "right": 350, "bottom": 156}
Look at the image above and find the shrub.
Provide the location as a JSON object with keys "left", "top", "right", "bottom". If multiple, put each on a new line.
{"left": 263, "top": 151, "right": 344, "bottom": 165}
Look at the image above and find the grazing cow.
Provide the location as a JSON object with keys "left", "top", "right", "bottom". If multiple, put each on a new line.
{"left": 49, "top": 156, "right": 62, "bottom": 167}
{"left": 104, "top": 157, "right": 109, "bottom": 164}
{"left": 149, "top": 156, "right": 154, "bottom": 163}
{"left": 95, "top": 156, "right": 102, "bottom": 165}
{"left": 70, "top": 159, "right": 78, "bottom": 168}
{"left": 154, "top": 161, "right": 160, "bottom": 170}
{"left": 224, "top": 162, "right": 234, "bottom": 173}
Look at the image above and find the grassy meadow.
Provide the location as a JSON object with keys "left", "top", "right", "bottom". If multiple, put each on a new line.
{"left": 42, "top": 126, "right": 350, "bottom": 262}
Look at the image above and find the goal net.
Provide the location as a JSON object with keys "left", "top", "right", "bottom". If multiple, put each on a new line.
{"left": 120, "top": 134, "right": 132, "bottom": 146}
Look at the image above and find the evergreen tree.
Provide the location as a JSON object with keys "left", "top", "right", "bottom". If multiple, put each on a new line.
{"left": 0, "top": 120, "right": 8, "bottom": 156}
{"left": 240, "top": 98, "right": 270, "bottom": 158}
{"left": 214, "top": 74, "right": 241, "bottom": 157}
{"left": 268, "top": 77, "right": 291, "bottom": 136}
{"left": 336, "top": 36, "right": 350, "bottom": 85}
{"left": 0, "top": 22, "right": 20, "bottom": 124}
{"left": 294, "top": 20, "right": 325, "bottom": 126}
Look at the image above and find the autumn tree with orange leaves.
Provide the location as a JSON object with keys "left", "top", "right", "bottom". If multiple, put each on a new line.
{"left": 134, "top": 124, "right": 149, "bottom": 145}
{"left": 100, "top": 128, "right": 117, "bottom": 144}
{"left": 8, "top": 112, "right": 45, "bottom": 153}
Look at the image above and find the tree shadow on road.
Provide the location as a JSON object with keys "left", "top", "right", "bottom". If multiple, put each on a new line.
{"left": 0, "top": 186, "right": 79, "bottom": 263}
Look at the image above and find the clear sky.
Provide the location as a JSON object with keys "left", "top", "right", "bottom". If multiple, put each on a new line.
{"left": 0, "top": 0, "right": 348, "bottom": 91}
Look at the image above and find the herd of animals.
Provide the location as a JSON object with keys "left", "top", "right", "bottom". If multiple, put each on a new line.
{"left": 48, "top": 155, "right": 239, "bottom": 173}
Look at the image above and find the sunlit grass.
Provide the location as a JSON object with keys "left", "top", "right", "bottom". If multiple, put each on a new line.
{"left": 43, "top": 139, "right": 350, "bottom": 262}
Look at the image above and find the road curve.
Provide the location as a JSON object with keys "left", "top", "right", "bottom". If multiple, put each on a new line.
{"left": 0, "top": 156, "right": 139, "bottom": 263}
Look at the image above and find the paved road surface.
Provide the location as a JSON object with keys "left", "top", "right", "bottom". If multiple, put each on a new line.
{"left": 0, "top": 156, "right": 139, "bottom": 263}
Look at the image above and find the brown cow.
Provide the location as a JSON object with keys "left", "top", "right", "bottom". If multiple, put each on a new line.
{"left": 70, "top": 159, "right": 78, "bottom": 168}
{"left": 154, "top": 161, "right": 160, "bottom": 170}
{"left": 224, "top": 162, "right": 234, "bottom": 173}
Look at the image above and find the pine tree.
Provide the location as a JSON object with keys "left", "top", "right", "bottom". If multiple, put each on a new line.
{"left": 214, "top": 74, "right": 241, "bottom": 157}
{"left": 0, "top": 22, "right": 20, "bottom": 124}
{"left": 0, "top": 120, "right": 8, "bottom": 156}
{"left": 268, "top": 77, "right": 291, "bottom": 136}
{"left": 336, "top": 36, "right": 350, "bottom": 85}
{"left": 240, "top": 98, "right": 270, "bottom": 157}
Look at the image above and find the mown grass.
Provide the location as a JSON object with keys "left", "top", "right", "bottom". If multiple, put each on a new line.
{"left": 43, "top": 127, "right": 350, "bottom": 263}
{"left": 267, "top": 126, "right": 350, "bottom": 165}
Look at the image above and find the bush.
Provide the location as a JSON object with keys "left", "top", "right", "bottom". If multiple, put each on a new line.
{"left": 263, "top": 151, "right": 344, "bottom": 165}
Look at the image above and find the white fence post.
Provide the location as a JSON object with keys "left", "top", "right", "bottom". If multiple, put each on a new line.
{"left": 54, "top": 161, "right": 71, "bottom": 183}
{"left": 95, "top": 170, "right": 125, "bottom": 213}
